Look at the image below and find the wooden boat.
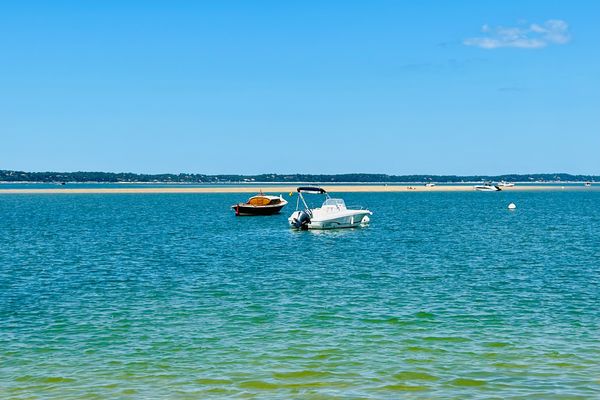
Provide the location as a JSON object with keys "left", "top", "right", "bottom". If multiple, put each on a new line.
{"left": 232, "top": 192, "right": 288, "bottom": 216}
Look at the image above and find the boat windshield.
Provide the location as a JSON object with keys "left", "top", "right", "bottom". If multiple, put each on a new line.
{"left": 322, "top": 198, "right": 346, "bottom": 208}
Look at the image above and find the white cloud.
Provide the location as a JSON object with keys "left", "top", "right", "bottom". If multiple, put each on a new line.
{"left": 464, "top": 19, "right": 570, "bottom": 49}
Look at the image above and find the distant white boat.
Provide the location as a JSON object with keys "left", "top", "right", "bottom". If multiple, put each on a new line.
{"left": 497, "top": 181, "right": 515, "bottom": 188}
{"left": 584, "top": 182, "right": 592, "bottom": 187}
{"left": 425, "top": 182, "right": 435, "bottom": 187}
{"left": 474, "top": 183, "right": 501, "bottom": 192}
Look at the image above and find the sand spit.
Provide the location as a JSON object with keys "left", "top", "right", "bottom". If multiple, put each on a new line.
{"left": 0, "top": 185, "right": 586, "bottom": 194}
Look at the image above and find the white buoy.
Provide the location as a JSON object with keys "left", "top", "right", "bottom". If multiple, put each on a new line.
{"left": 508, "top": 203, "right": 516, "bottom": 210}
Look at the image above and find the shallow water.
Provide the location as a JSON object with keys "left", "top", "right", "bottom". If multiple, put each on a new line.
{"left": 1, "top": 191, "right": 599, "bottom": 398}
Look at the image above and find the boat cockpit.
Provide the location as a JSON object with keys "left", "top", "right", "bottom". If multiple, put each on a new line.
{"left": 320, "top": 198, "right": 347, "bottom": 210}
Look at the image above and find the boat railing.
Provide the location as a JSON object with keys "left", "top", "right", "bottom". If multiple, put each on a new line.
{"left": 345, "top": 204, "right": 366, "bottom": 210}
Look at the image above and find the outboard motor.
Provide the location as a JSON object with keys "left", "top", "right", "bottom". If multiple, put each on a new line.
{"left": 293, "top": 210, "right": 311, "bottom": 230}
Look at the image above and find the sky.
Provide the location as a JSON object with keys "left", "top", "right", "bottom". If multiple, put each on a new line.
{"left": 1, "top": 1, "right": 599, "bottom": 175}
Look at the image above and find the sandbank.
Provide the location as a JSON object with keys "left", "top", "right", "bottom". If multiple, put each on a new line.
{"left": 0, "top": 185, "right": 588, "bottom": 194}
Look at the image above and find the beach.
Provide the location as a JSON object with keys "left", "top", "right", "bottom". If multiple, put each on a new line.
{"left": 0, "top": 184, "right": 589, "bottom": 194}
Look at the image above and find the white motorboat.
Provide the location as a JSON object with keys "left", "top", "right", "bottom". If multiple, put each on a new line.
{"left": 288, "top": 187, "right": 372, "bottom": 230}
{"left": 497, "top": 181, "right": 515, "bottom": 188}
{"left": 474, "top": 182, "right": 502, "bottom": 191}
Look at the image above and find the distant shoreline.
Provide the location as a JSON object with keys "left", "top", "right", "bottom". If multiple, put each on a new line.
{"left": 1, "top": 170, "right": 598, "bottom": 185}
{"left": 0, "top": 184, "right": 594, "bottom": 194}
{"left": 0, "top": 180, "right": 596, "bottom": 185}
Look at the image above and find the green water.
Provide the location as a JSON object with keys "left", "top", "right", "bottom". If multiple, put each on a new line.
{"left": 1, "top": 191, "right": 599, "bottom": 398}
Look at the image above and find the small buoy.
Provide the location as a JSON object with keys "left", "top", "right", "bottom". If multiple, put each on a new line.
{"left": 508, "top": 203, "right": 516, "bottom": 210}
{"left": 289, "top": 192, "right": 293, "bottom": 196}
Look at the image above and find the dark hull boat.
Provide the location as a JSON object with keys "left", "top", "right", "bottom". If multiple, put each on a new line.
{"left": 232, "top": 193, "right": 288, "bottom": 216}
{"left": 233, "top": 203, "right": 287, "bottom": 216}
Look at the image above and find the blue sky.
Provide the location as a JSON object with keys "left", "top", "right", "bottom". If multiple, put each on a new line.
{"left": 1, "top": 1, "right": 598, "bottom": 175}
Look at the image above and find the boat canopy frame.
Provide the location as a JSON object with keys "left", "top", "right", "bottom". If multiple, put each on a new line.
{"left": 295, "top": 186, "right": 330, "bottom": 213}
{"left": 296, "top": 186, "right": 327, "bottom": 194}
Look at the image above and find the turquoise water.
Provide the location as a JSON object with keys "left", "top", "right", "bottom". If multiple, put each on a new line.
{"left": 1, "top": 191, "right": 599, "bottom": 398}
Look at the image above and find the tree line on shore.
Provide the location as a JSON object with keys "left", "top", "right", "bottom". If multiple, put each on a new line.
{"left": 0, "top": 170, "right": 597, "bottom": 183}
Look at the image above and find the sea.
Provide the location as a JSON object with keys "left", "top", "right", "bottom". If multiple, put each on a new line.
{"left": 1, "top": 189, "right": 599, "bottom": 399}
